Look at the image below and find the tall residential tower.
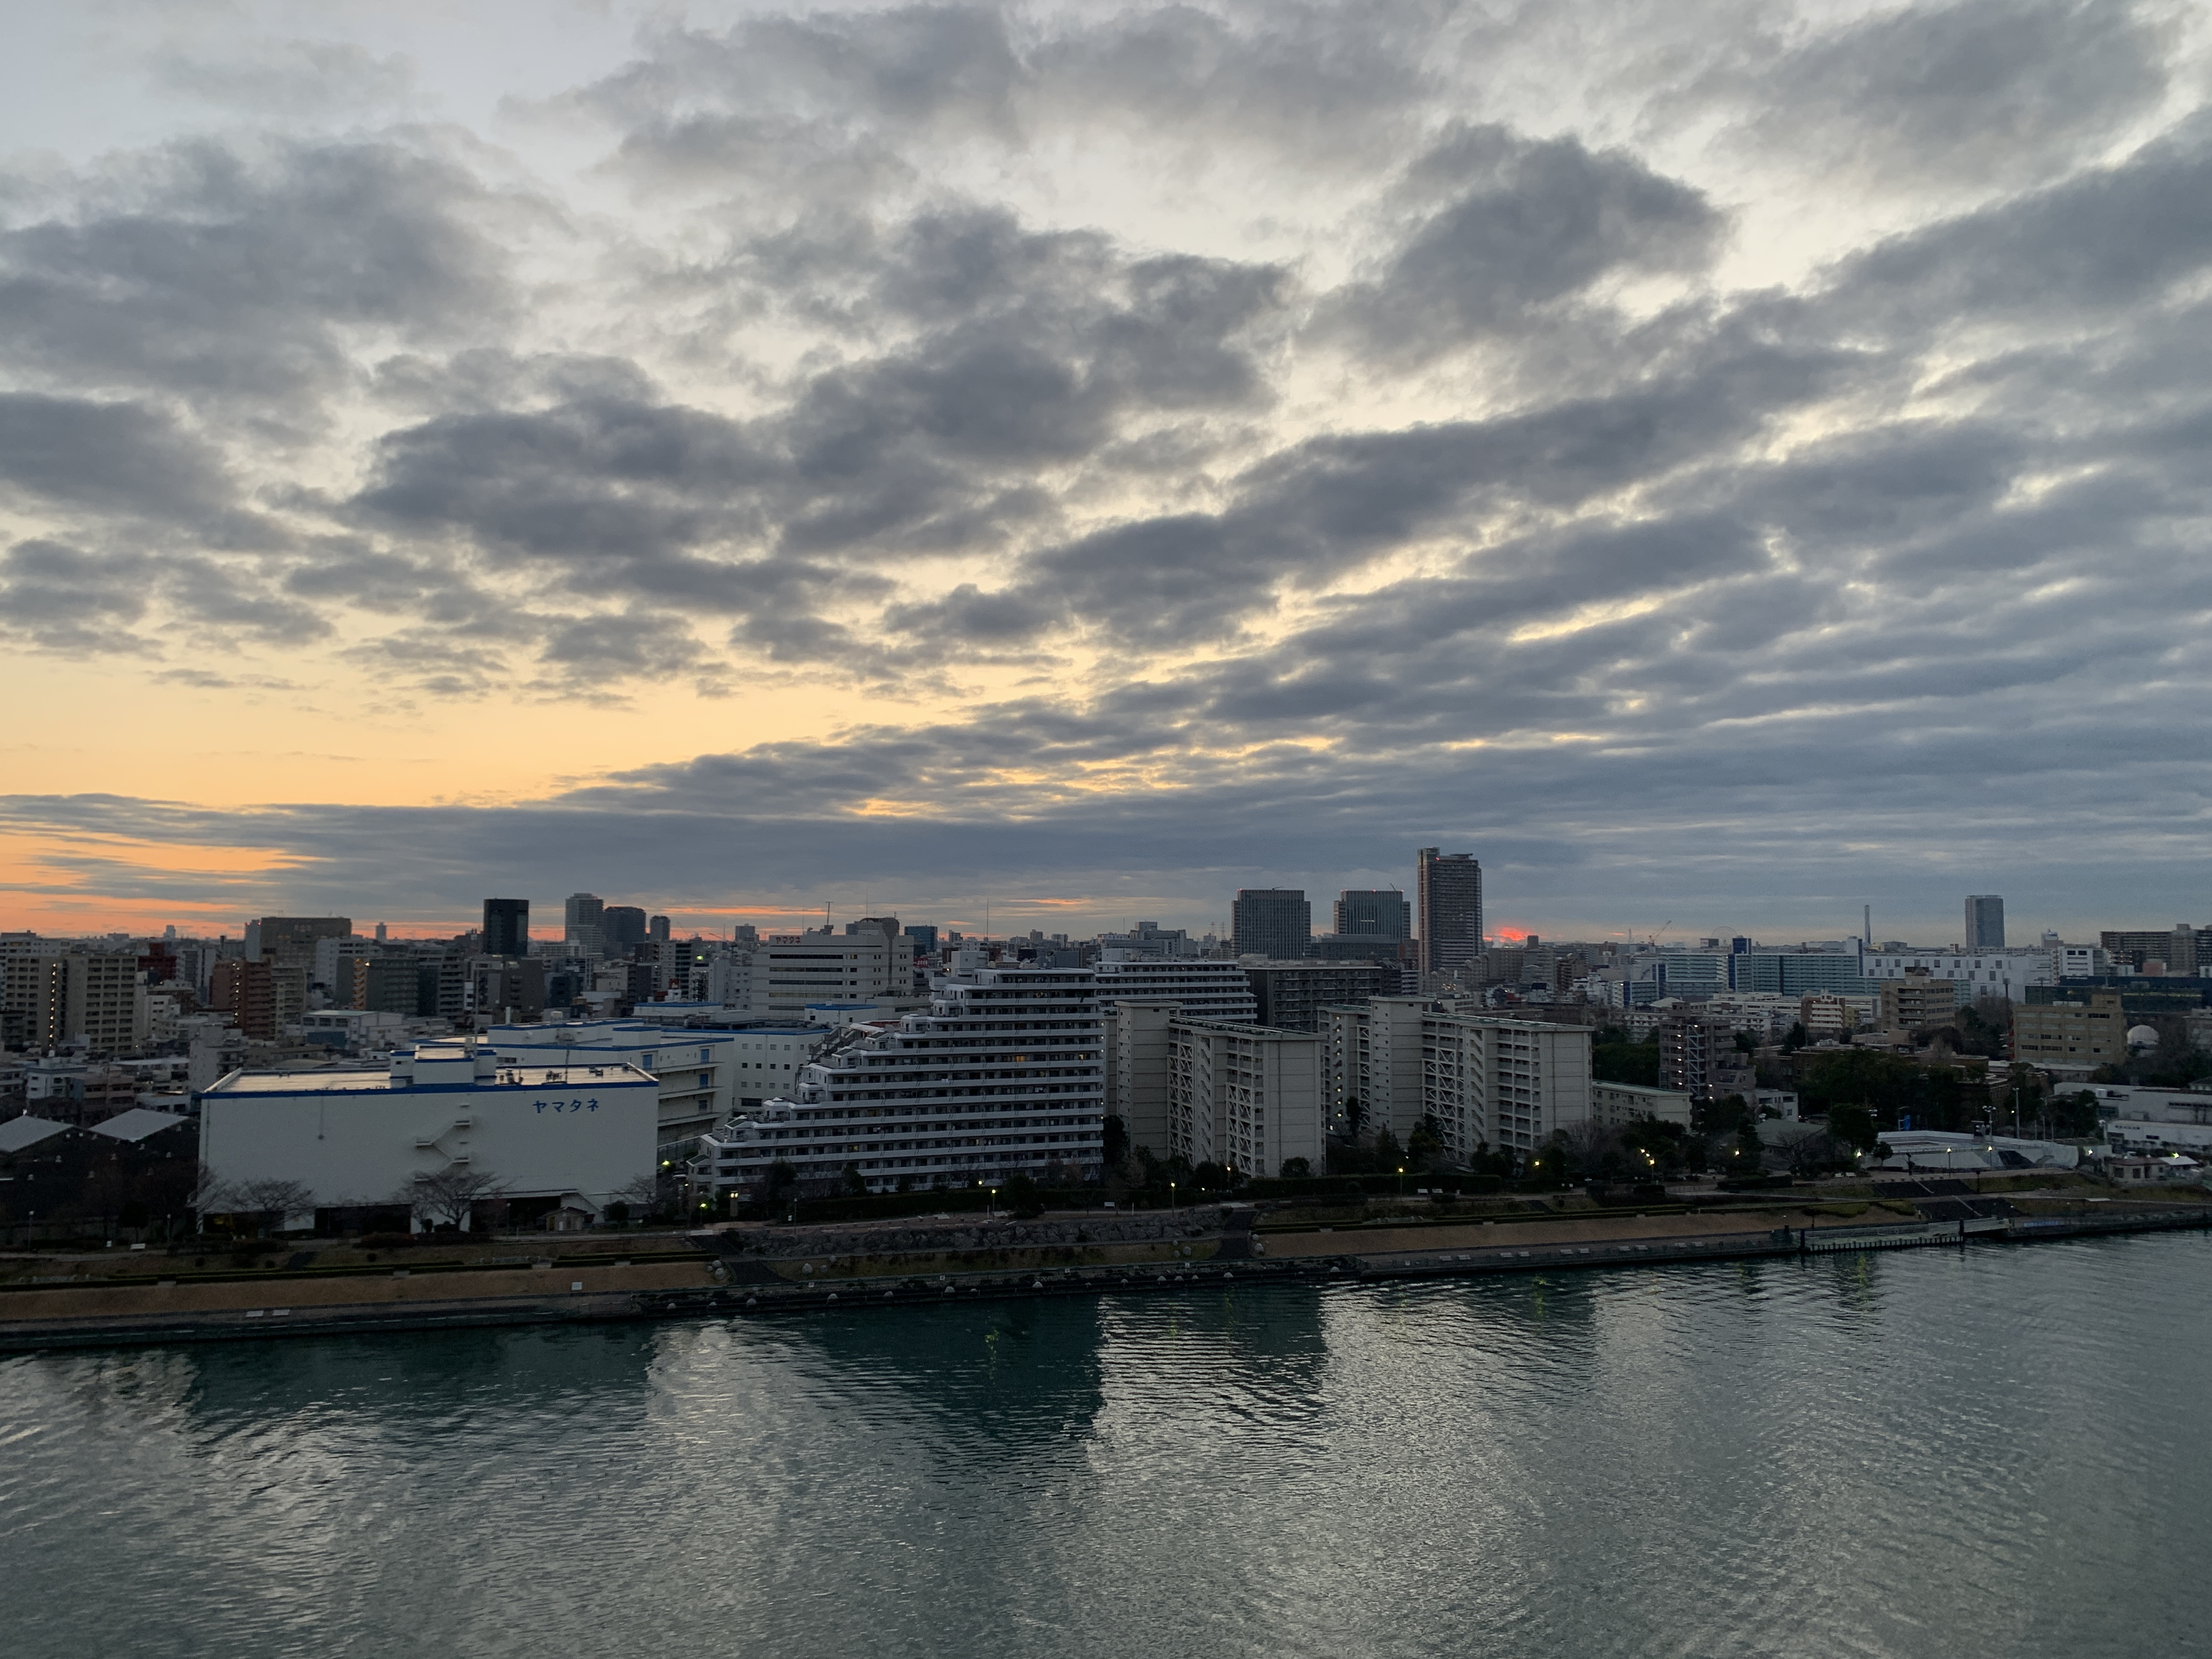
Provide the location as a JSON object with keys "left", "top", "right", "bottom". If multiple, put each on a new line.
{"left": 1416, "top": 848, "right": 1483, "bottom": 976}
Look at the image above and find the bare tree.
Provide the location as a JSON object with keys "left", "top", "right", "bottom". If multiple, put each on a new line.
{"left": 398, "top": 1167, "right": 507, "bottom": 1232}
{"left": 198, "top": 1176, "right": 317, "bottom": 1235}
{"left": 610, "top": 1171, "right": 664, "bottom": 1223}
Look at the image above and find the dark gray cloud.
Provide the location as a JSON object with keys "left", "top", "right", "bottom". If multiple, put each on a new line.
{"left": 3, "top": 1, "right": 2211, "bottom": 936}
{"left": 1719, "top": 0, "right": 2171, "bottom": 190}
{"left": 0, "top": 140, "right": 517, "bottom": 419}
{"left": 1329, "top": 124, "right": 1724, "bottom": 350}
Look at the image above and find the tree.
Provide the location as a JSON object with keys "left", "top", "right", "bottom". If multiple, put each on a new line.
{"left": 1407, "top": 1114, "right": 1446, "bottom": 1169}
{"left": 1342, "top": 1095, "right": 1367, "bottom": 1136}
{"left": 398, "top": 1168, "right": 506, "bottom": 1232}
{"left": 1102, "top": 1113, "right": 1130, "bottom": 1168}
{"left": 840, "top": 1162, "right": 869, "bottom": 1197}
{"left": 2049, "top": 1090, "right": 2102, "bottom": 1138}
{"left": 1695, "top": 1094, "right": 1753, "bottom": 1138}
{"left": 612, "top": 1171, "right": 664, "bottom": 1222}
{"left": 760, "top": 1159, "right": 799, "bottom": 1209}
{"left": 1371, "top": 1127, "right": 1403, "bottom": 1165}
{"left": 1593, "top": 1033, "right": 1661, "bottom": 1086}
{"left": 1279, "top": 1156, "right": 1312, "bottom": 1178}
{"left": 999, "top": 1172, "right": 1045, "bottom": 1217}
{"left": 201, "top": 1176, "right": 317, "bottom": 1235}
{"left": 1777, "top": 1126, "right": 1848, "bottom": 1178}
{"left": 1826, "top": 1102, "right": 1877, "bottom": 1155}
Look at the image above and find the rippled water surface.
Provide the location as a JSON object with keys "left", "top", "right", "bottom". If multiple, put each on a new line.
{"left": 5, "top": 1234, "right": 2208, "bottom": 1658}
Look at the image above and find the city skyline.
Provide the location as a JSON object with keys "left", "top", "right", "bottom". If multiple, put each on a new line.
{"left": 3, "top": 3, "right": 2210, "bottom": 944}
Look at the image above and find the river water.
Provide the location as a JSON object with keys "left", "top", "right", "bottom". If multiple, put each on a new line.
{"left": 4, "top": 1233, "right": 2206, "bottom": 1659}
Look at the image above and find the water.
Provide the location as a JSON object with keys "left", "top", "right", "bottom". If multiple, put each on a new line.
{"left": 4, "top": 1234, "right": 2207, "bottom": 1658}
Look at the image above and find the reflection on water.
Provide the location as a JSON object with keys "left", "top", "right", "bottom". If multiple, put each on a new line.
{"left": 4, "top": 1235, "right": 2207, "bottom": 1659}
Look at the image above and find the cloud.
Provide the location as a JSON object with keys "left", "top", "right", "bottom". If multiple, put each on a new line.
{"left": 1718, "top": 0, "right": 2172, "bottom": 192}
{"left": 1328, "top": 124, "right": 1725, "bottom": 351}
{"left": 0, "top": 139, "right": 519, "bottom": 419}
{"left": 4, "top": 0, "right": 2212, "bottom": 936}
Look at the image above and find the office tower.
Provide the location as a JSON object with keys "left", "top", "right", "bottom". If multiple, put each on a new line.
{"left": 1964, "top": 895, "right": 2005, "bottom": 950}
{"left": 1333, "top": 890, "right": 1412, "bottom": 941}
{"left": 565, "top": 893, "right": 606, "bottom": 956}
{"left": 1415, "top": 848, "right": 1483, "bottom": 976}
{"left": 482, "top": 898, "right": 529, "bottom": 958}
{"left": 1232, "top": 889, "right": 1311, "bottom": 961}
{"left": 603, "top": 906, "right": 648, "bottom": 951}
{"left": 648, "top": 914, "right": 672, "bottom": 943}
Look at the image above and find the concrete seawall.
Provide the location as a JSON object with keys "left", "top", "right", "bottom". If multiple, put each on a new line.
{"left": 2, "top": 1206, "right": 2203, "bottom": 1354}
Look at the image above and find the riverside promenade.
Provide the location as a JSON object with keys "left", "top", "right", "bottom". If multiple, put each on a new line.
{"left": 2, "top": 1187, "right": 2204, "bottom": 1352}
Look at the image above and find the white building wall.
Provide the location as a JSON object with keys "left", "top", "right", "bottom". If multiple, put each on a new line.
{"left": 1107, "top": 998, "right": 1183, "bottom": 1158}
{"left": 1164, "top": 1019, "right": 1325, "bottom": 1177}
{"left": 199, "top": 1043, "right": 657, "bottom": 1217}
{"left": 487, "top": 1019, "right": 759, "bottom": 1152}
{"left": 1862, "top": 949, "right": 2053, "bottom": 1003}
{"left": 1419, "top": 1014, "right": 1594, "bottom": 1156}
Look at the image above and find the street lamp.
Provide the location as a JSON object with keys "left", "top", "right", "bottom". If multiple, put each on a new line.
{"left": 1169, "top": 1180, "right": 1177, "bottom": 1214}
{"left": 988, "top": 1184, "right": 999, "bottom": 1217}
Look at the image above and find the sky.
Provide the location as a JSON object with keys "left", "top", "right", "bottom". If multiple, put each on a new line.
{"left": 2, "top": 0, "right": 2209, "bottom": 946}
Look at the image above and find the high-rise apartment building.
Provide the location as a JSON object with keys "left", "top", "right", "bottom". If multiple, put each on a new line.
{"left": 1415, "top": 849, "right": 1483, "bottom": 976}
{"left": 1104, "top": 998, "right": 1186, "bottom": 1156}
{"left": 1232, "top": 889, "right": 1310, "bottom": 962}
{"left": 483, "top": 899, "right": 529, "bottom": 958}
{"left": 1165, "top": 1018, "right": 1325, "bottom": 1177}
{"left": 694, "top": 964, "right": 1105, "bottom": 1199}
{"left": 1420, "top": 1012, "right": 1593, "bottom": 1160}
{"left": 1965, "top": 895, "right": 2006, "bottom": 949}
{"left": 1092, "top": 956, "right": 1256, "bottom": 1022}
{"left": 565, "top": 893, "right": 606, "bottom": 957}
{"left": 2100, "top": 926, "right": 2199, "bottom": 976}
{"left": 1244, "top": 961, "right": 1398, "bottom": 1031}
{"left": 1, "top": 943, "right": 143, "bottom": 1056}
{"left": 1322, "top": 995, "right": 1430, "bottom": 1137}
{"left": 1334, "top": 890, "right": 1412, "bottom": 941}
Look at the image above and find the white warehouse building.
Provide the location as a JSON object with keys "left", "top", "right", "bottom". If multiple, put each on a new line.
{"left": 199, "top": 1041, "right": 659, "bottom": 1229}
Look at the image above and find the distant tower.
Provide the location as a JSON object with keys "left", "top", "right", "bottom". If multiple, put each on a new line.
{"left": 565, "top": 893, "right": 605, "bottom": 956}
{"left": 1416, "top": 848, "right": 1483, "bottom": 976}
{"left": 1965, "top": 895, "right": 2005, "bottom": 949}
{"left": 483, "top": 899, "right": 529, "bottom": 957}
{"left": 1231, "top": 890, "right": 1310, "bottom": 961}
{"left": 1334, "top": 890, "right": 1412, "bottom": 941}
{"left": 375, "top": 922, "right": 388, "bottom": 944}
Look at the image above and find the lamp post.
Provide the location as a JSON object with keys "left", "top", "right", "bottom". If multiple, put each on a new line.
{"left": 1169, "top": 1180, "right": 1177, "bottom": 1214}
